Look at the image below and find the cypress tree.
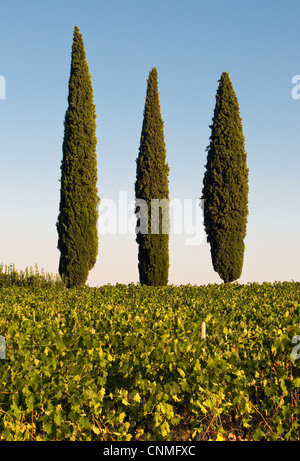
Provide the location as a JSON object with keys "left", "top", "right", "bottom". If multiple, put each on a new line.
{"left": 57, "top": 26, "right": 99, "bottom": 288}
{"left": 135, "top": 67, "right": 170, "bottom": 286}
{"left": 202, "top": 72, "right": 249, "bottom": 283}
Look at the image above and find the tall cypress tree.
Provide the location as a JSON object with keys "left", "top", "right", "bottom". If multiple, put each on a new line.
{"left": 135, "top": 67, "right": 170, "bottom": 286}
{"left": 202, "top": 72, "right": 249, "bottom": 283}
{"left": 57, "top": 26, "right": 99, "bottom": 288}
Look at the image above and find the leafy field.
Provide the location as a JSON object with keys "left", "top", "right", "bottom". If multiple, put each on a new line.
{"left": 0, "top": 275, "right": 299, "bottom": 441}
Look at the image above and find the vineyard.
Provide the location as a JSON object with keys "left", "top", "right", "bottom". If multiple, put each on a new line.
{"left": 0, "top": 269, "right": 299, "bottom": 441}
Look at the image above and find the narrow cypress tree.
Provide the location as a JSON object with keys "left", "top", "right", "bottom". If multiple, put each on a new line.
{"left": 202, "top": 72, "right": 249, "bottom": 283}
{"left": 57, "top": 26, "right": 99, "bottom": 288}
{"left": 135, "top": 67, "right": 170, "bottom": 286}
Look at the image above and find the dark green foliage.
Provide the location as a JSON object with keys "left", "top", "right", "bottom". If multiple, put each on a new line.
{"left": 202, "top": 72, "right": 249, "bottom": 283}
{"left": 135, "top": 68, "right": 170, "bottom": 286}
{"left": 57, "top": 26, "right": 99, "bottom": 288}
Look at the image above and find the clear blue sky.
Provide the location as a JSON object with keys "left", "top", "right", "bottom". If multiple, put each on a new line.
{"left": 0, "top": 0, "right": 299, "bottom": 286}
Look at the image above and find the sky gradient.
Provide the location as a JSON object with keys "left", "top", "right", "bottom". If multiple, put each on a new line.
{"left": 0, "top": 0, "right": 299, "bottom": 286}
